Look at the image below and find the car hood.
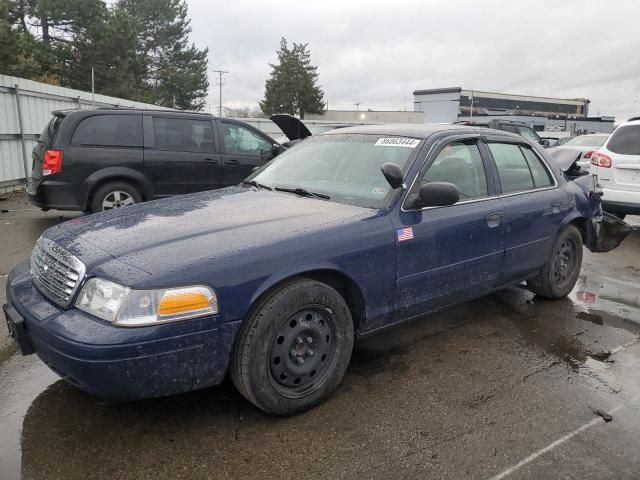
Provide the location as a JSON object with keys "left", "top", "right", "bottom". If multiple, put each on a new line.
{"left": 270, "top": 114, "right": 312, "bottom": 141}
{"left": 44, "top": 187, "right": 375, "bottom": 276}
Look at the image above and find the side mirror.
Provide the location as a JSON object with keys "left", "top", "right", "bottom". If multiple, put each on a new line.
{"left": 416, "top": 182, "right": 460, "bottom": 208}
{"left": 272, "top": 143, "right": 285, "bottom": 156}
{"left": 541, "top": 139, "right": 550, "bottom": 147}
{"left": 381, "top": 163, "right": 404, "bottom": 189}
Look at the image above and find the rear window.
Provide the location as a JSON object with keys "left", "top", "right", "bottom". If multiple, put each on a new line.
{"left": 72, "top": 114, "right": 143, "bottom": 147}
{"left": 38, "top": 116, "right": 63, "bottom": 146}
{"left": 516, "top": 126, "right": 541, "bottom": 144}
{"left": 607, "top": 125, "right": 640, "bottom": 155}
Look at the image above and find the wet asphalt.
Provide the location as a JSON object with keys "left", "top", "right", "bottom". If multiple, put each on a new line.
{"left": 1, "top": 194, "right": 640, "bottom": 480}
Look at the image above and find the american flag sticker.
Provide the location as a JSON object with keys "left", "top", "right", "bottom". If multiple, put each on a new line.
{"left": 396, "top": 227, "right": 414, "bottom": 242}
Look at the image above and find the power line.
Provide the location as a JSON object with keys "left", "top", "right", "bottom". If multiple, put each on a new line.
{"left": 212, "top": 69, "right": 228, "bottom": 116}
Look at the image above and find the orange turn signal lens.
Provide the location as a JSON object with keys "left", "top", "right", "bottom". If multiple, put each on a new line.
{"left": 158, "top": 288, "right": 215, "bottom": 317}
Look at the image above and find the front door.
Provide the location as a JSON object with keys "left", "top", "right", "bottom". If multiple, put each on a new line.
{"left": 217, "top": 121, "right": 275, "bottom": 185}
{"left": 394, "top": 138, "right": 505, "bottom": 320}
{"left": 144, "top": 115, "right": 222, "bottom": 196}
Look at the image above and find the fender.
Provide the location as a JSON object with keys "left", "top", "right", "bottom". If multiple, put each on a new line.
{"left": 78, "top": 167, "right": 155, "bottom": 207}
{"left": 245, "top": 262, "right": 368, "bottom": 323}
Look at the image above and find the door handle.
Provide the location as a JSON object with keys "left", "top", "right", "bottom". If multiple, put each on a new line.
{"left": 202, "top": 158, "right": 217, "bottom": 164}
{"left": 550, "top": 200, "right": 563, "bottom": 208}
{"left": 486, "top": 211, "right": 505, "bottom": 228}
{"left": 224, "top": 159, "right": 240, "bottom": 165}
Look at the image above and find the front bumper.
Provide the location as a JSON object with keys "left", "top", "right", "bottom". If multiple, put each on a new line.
{"left": 4, "top": 262, "right": 241, "bottom": 400}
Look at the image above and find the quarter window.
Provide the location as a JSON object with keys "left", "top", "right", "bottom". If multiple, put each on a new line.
{"left": 220, "top": 123, "right": 272, "bottom": 156}
{"left": 520, "top": 146, "right": 553, "bottom": 188}
{"left": 153, "top": 118, "right": 214, "bottom": 153}
{"left": 416, "top": 140, "right": 488, "bottom": 201}
{"left": 72, "top": 115, "right": 142, "bottom": 147}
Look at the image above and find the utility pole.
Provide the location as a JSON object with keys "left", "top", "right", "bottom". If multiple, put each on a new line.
{"left": 212, "top": 70, "right": 228, "bottom": 116}
{"left": 91, "top": 68, "right": 95, "bottom": 109}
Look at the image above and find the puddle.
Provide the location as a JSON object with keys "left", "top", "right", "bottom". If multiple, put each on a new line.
{"left": 0, "top": 355, "right": 58, "bottom": 480}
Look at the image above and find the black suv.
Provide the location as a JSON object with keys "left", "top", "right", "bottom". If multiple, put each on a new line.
{"left": 457, "top": 120, "right": 549, "bottom": 147}
{"left": 28, "top": 109, "right": 284, "bottom": 212}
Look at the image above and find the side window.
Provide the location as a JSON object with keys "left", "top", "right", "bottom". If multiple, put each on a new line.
{"left": 152, "top": 118, "right": 214, "bottom": 153}
{"left": 502, "top": 125, "right": 518, "bottom": 134}
{"left": 520, "top": 146, "right": 553, "bottom": 188}
{"left": 72, "top": 115, "right": 142, "bottom": 147}
{"left": 488, "top": 143, "right": 535, "bottom": 193}
{"left": 220, "top": 123, "right": 272, "bottom": 156}
{"left": 416, "top": 140, "right": 488, "bottom": 201}
{"left": 517, "top": 126, "right": 541, "bottom": 144}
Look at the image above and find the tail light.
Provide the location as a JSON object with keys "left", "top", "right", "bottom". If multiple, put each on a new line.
{"left": 584, "top": 150, "right": 594, "bottom": 159}
{"left": 590, "top": 152, "right": 612, "bottom": 168}
{"left": 42, "top": 150, "right": 63, "bottom": 175}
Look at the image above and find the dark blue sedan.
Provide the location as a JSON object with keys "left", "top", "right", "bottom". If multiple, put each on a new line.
{"left": 3, "top": 124, "right": 624, "bottom": 415}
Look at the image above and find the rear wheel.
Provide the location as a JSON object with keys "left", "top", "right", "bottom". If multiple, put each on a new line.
{"left": 230, "top": 279, "right": 354, "bottom": 416}
{"left": 90, "top": 181, "right": 142, "bottom": 213}
{"left": 527, "top": 225, "right": 583, "bottom": 299}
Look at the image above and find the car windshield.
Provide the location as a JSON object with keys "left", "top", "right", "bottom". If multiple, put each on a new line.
{"left": 564, "top": 135, "right": 608, "bottom": 147}
{"left": 247, "top": 133, "right": 421, "bottom": 208}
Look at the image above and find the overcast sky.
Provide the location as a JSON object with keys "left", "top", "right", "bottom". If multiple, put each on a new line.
{"left": 186, "top": 0, "right": 640, "bottom": 121}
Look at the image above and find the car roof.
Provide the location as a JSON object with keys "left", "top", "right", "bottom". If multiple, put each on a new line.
{"left": 619, "top": 118, "right": 640, "bottom": 127}
{"left": 53, "top": 108, "right": 219, "bottom": 120}
{"left": 319, "top": 122, "right": 524, "bottom": 141}
{"left": 321, "top": 123, "right": 476, "bottom": 139}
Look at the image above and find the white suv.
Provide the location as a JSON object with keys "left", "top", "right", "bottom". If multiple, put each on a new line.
{"left": 590, "top": 117, "right": 640, "bottom": 219}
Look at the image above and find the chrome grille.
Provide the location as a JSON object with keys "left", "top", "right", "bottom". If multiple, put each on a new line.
{"left": 30, "top": 237, "right": 86, "bottom": 307}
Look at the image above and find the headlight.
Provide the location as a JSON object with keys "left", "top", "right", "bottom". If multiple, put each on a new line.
{"left": 75, "top": 278, "right": 218, "bottom": 327}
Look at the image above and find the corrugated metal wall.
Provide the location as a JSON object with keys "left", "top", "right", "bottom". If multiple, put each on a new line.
{"left": 0, "top": 74, "right": 165, "bottom": 191}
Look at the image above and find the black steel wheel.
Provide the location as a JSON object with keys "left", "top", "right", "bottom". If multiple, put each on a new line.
{"left": 268, "top": 307, "right": 337, "bottom": 398}
{"left": 230, "top": 279, "right": 354, "bottom": 416}
{"left": 527, "top": 224, "right": 583, "bottom": 299}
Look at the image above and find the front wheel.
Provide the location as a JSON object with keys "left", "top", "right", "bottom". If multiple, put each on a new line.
{"left": 527, "top": 224, "right": 583, "bottom": 299}
{"left": 230, "top": 279, "right": 354, "bottom": 416}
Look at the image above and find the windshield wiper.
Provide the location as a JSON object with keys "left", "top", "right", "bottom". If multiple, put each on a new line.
{"left": 242, "top": 180, "right": 272, "bottom": 190}
{"left": 275, "top": 187, "right": 330, "bottom": 200}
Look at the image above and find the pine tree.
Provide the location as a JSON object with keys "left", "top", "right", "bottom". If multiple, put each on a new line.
{"left": 0, "top": 0, "right": 41, "bottom": 78}
{"left": 260, "top": 38, "right": 325, "bottom": 119}
{"left": 118, "top": 0, "right": 209, "bottom": 110}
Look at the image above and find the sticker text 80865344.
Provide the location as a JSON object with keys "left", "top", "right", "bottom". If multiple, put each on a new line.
{"left": 374, "top": 137, "right": 420, "bottom": 148}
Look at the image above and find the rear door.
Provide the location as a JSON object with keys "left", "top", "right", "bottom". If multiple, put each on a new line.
{"left": 217, "top": 120, "right": 276, "bottom": 185}
{"left": 143, "top": 115, "right": 222, "bottom": 196}
{"left": 485, "top": 138, "right": 569, "bottom": 284}
{"left": 393, "top": 136, "right": 505, "bottom": 320}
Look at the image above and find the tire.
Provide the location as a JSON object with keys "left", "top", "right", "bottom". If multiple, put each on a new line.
{"left": 90, "top": 181, "right": 142, "bottom": 213}
{"left": 527, "top": 224, "right": 583, "bottom": 299}
{"left": 230, "top": 279, "right": 354, "bottom": 416}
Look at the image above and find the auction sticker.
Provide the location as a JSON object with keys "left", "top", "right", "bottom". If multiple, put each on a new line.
{"left": 375, "top": 137, "right": 420, "bottom": 148}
